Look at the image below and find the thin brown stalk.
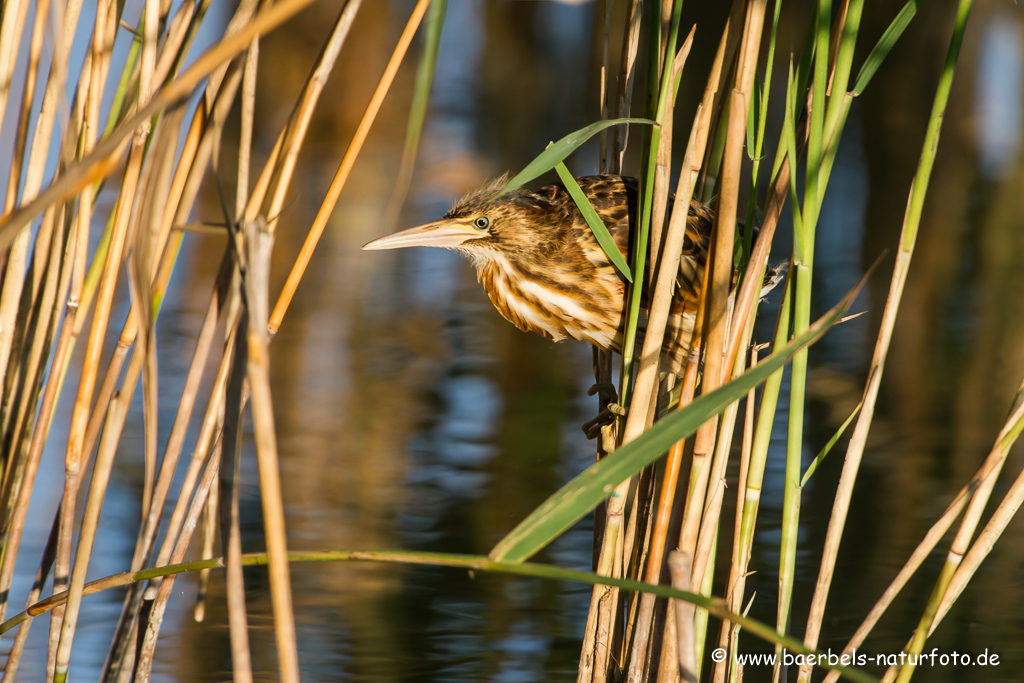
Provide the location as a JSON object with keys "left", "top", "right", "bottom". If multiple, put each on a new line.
{"left": 0, "top": 0, "right": 77, "bottom": 398}
{"left": 932, "top": 458, "right": 1024, "bottom": 629}
{"left": 220, "top": 301, "right": 254, "bottom": 683}
{"left": 243, "top": 217, "right": 299, "bottom": 682}
{"left": 800, "top": 202, "right": 924, "bottom": 665}
{"left": 611, "top": 0, "right": 644, "bottom": 170}
{"left": 135, "top": 441, "right": 222, "bottom": 683}
{"left": 681, "top": 0, "right": 766, "bottom": 588}
{"left": 0, "top": 0, "right": 31, "bottom": 128}
{"left": 268, "top": 0, "right": 431, "bottom": 334}
{"left": 194, "top": 477, "right": 219, "bottom": 623}
{"left": 623, "top": 97, "right": 709, "bottom": 682}
{"left": 237, "top": 41, "right": 257, "bottom": 219}
{"left": 259, "top": 0, "right": 362, "bottom": 230}
{"left": 2, "top": 515, "right": 59, "bottom": 681}
{"left": 818, "top": 444, "right": 1014, "bottom": 683}
{"left": 579, "top": 6, "right": 647, "bottom": 681}
{"left": 0, "top": 213, "right": 78, "bottom": 628}
{"left": 54, "top": 358, "right": 136, "bottom": 675}
{"left": 668, "top": 553, "right": 697, "bottom": 683}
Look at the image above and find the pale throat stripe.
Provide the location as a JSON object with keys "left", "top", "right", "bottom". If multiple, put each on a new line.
{"left": 490, "top": 267, "right": 565, "bottom": 341}
{"left": 519, "top": 279, "right": 597, "bottom": 322}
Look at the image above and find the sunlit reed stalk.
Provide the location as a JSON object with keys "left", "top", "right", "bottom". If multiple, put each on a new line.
{"left": 0, "top": 0, "right": 50, "bottom": 503}
{"left": 621, "top": 32, "right": 699, "bottom": 683}
{"left": 230, "top": 38, "right": 300, "bottom": 681}
{"left": 587, "top": 0, "right": 684, "bottom": 675}
{"left": 269, "top": 0, "right": 432, "bottom": 333}
{"left": 796, "top": 1, "right": 969, "bottom": 679}
{"left": 222, "top": 296, "right": 255, "bottom": 683}
{"left": 625, "top": 52, "right": 709, "bottom": 683}
{"left": 0, "top": 0, "right": 31, "bottom": 127}
{"left": 670, "top": 6, "right": 767, "bottom": 680}
{"left": 930, "top": 381, "right": 1024, "bottom": 626}
{"left": 260, "top": 0, "right": 363, "bottom": 230}
{"left": 578, "top": 4, "right": 646, "bottom": 680}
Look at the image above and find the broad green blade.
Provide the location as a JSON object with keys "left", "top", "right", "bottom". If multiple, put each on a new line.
{"left": 489, "top": 278, "right": 867, "bottom": 564}
{"left": 553, "top": 162, "right": 633, "bottom": 283}
{"left": 853, "top": 0, "right": 920, "bottom": 96}
{"left": 494, "top": 118, "right": 656, "bottom": 198}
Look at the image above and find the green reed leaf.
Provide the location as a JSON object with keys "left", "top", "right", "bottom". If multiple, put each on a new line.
{"left": 494, "top": 118, "right": 657, "bottom": 198}
{"left": 853, "top": 0, "right": 920, "bottom": 96}
{"left": 801, "top": 401, "right": 862, "bottom": 486}
{"left": 553, "top": 162, "right": 633, "bottom": 283}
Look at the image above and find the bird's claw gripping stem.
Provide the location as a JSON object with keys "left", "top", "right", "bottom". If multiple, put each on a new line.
{"left": 587, "top": 382, "right": 619, "bottom": 402}
{"left": 581, "top": 402, "right": 627, "bottom": 440}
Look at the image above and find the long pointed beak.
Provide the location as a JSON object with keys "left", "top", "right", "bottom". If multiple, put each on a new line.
{"left": 362, "top": 219, "right": 486, "bottom": 251}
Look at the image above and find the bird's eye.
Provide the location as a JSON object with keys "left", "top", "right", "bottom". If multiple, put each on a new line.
{"left": 474, "top": 216, "right": 490, "bottom": 230}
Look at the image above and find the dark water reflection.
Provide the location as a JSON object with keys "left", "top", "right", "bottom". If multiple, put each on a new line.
{"left": 14, "top": 1, "right": 1024, "bottom": 681}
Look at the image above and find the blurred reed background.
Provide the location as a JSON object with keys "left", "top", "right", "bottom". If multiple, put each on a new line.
{"left": 0, "top": 0, "right": 1022, "bottom": 681}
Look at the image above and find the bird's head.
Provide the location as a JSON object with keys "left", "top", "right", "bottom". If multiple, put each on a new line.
{"left": 362, "top": 176, "right": 563, "bottom": 263}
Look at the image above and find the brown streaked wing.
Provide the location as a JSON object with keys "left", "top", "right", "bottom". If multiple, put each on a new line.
{"left": 534, "top": 175, "right": 637, "bottom": 264}
{"left": 671, "top": 201, "right": 713, "bottom": 317}
{"left": 537, "top": 174, "right": 712, "bottom": 316}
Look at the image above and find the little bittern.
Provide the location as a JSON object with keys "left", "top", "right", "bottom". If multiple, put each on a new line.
{"left": 363, "top": 174, "right": 717, "bottom": 374}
